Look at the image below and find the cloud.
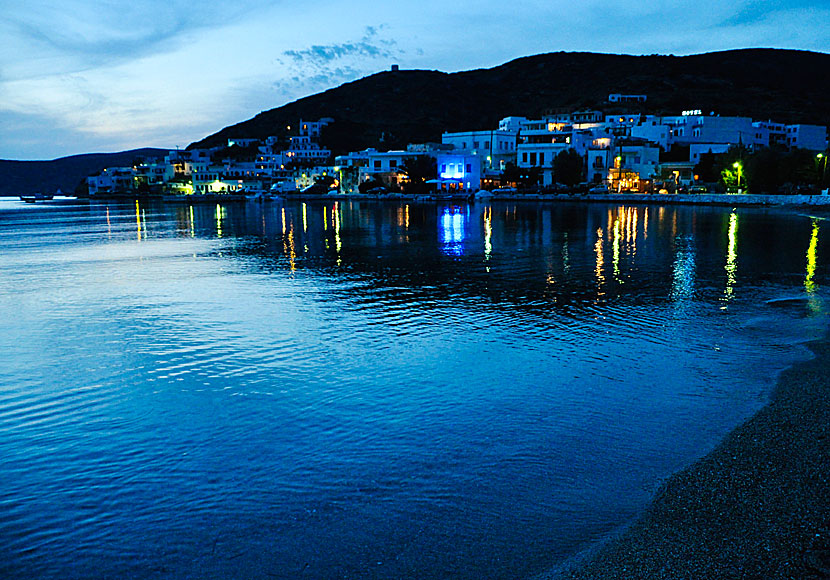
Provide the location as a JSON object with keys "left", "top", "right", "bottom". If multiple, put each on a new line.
{"left": 281, "top": 25, "right": 400, "bottom": 68}
{"left": 0, "top": 0, "right": 273, "bottom": 78}
{"left": 271, "top": 25, "right": 403, "bottom": 105}
{"left": 716, "top": 0, "right": 819, "bottom": 27}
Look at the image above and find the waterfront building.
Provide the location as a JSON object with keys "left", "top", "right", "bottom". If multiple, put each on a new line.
{"left": 359, "top": 150, "right": 433, "bottom": 190}
{"left": 441, "top": 130, "right": 517, "bottom": 165}
{"left": 88, "top": 167, "right": 135, "bottom": 196}
{"left": 593, "top": 139, "right": 661, "bottom": 191}
{"left": 435, "top": 152, "right": 482, "bottom": 192}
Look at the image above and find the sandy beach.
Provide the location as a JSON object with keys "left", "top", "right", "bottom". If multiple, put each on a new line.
{"left": 542, "top": 334, "right": 830, "bottom": 579}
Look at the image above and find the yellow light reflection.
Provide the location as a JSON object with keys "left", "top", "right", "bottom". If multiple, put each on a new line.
{"left": 106, "top": 207, "right": 111, "bottom": 239}
{"left": 283, "top": 220, "right": 296, "bottom": 273}
{"left": 215, "top": 204, "right": 224, "bottom": 238}
{"left": 631, "top": 208, "right": 638, "bottom": 257}
{"left": 405, "top": 204, "right": 410, "bottom": 229}
{"left": 805, "top": 219, "right": 819, "bottom": 293}
{"left": 189, "top": 206, "right": 195, "bottom": 238}
{"left": 323, "top": 206, "right": 328, "bottom": 231}
{"left": 644, "top": 208, "right": 649, "bottom": 240}
{"left": 302, "top": 203, "right": 308, "bottom": 233}
{"left": 333, "top": 203, "right": 342, "bottom": 258}
{"left": 595, "top": 228, "right": 605, "bottom": 288}
{"left": 135, "top": 200, "right": 142, "bottom": 241}
{"left": 613, "top": 219, "right": 621, "bottom": 279}
{"left": 282, "top": 207, "right": 287, "bottom": 236}
{"left": 723, "top": 211, "right": 739, "bottom": 304}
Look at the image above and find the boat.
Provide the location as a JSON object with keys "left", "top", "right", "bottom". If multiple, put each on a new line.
{"left": 19, "top": 193, "right": 54, "bottom": 203}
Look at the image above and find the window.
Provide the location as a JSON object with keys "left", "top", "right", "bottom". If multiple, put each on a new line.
{"left": 473, "top": 141, "right": 479, "bottom": 149}
{"left": 390, "top": 160, "right": 397, "bottom": 168}
{"left": 466, "top": 164, "right": 472, "bottom": 174}
{"left": 441, "top": 164, "right": 447, "bottom": 173}
{"left": 484, "top": 141, "right": 490, "bottom": 149}
{"left": 374, "top": 160, "right": 382, "bottom": 169}
{"left": 530, "top": 152, "right": 537, "bottom": 165}
{"left": 539, "top": 153, "right": 545, "bottom": 165}
{"left": 522, "top": 152, "right": 528, "bottom": 163}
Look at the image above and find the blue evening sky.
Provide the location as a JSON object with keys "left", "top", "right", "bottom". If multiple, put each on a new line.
{"left": 1, "top": 0, "right": 827, "bottom": 159}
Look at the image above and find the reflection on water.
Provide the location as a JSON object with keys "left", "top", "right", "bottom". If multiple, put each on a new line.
{"left": 724, "top": 211, "right": 739, "bottom": 306}
{"left": 594, "top": 227, "right": 605, "bottom": 291}
{"left": 0, "top": 198, "right": 827, "bottom": 580}
{"left": 440, "top": 205, "right": 467, "bottom": 256}
{"left": 807, "top": 219, "right": 820, "bottom": 293}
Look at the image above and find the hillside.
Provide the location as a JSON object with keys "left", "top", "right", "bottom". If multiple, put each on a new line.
{"left": 190, "top": 49, "right": 830, "bottom": 154}
{"left": 0, "top": 149, "right": 168, "bottom": 196}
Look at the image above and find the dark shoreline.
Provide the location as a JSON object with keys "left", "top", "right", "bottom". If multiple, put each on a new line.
{"left": 541, "top": 333, "right": 830, "bottom": 580}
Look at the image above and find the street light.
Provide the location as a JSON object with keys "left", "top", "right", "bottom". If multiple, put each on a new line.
{"left": 817, "top": 153, "right": 828, "bottom": 186}
{"left": 733, "top": 161, "right": 742, "bottom": 192}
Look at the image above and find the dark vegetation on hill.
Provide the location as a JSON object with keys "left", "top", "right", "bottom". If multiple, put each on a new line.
{"left": 0, "top": 149, "right": 168, "bottom": 196}
{"left": 189, "top": 49, "right": 830, "bottom": 155}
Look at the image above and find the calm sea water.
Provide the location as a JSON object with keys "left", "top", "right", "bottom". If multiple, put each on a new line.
{"left": 0, "top": 198, "right": 827, "bottom": 579}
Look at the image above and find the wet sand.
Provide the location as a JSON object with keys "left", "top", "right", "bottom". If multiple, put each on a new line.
{"left": 544, "top": 336, "right": 830, "bottom": 580}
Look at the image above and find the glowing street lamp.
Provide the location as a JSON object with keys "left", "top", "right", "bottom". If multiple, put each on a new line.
{"left": 817, "top": 153, "right": 828, "bottom": 185}
{"left": 733, "top": 161, "right": 743, "bottom": 192}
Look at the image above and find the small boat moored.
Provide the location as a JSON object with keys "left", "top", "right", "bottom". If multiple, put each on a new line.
{"left": 19, "top": 193, "right": 54, "bottom": 203}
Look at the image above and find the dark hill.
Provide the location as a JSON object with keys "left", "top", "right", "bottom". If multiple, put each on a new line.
{"left": 190, "top": 49, "right": 830, "bottom": 154}
{"left": 0, "top": 149, "right": 168, "bottom": 196}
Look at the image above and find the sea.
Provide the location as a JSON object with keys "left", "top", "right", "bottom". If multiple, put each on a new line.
{"left": 0, "top": 197, "right": 827, "bottom": 579}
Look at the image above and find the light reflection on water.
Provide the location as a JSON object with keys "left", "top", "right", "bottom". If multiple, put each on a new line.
{"left": 0, "top": 198, "right": 827, "bottom": 580}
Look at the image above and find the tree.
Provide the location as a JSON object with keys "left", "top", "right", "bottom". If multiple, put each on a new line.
{"left": 314, "top": 174, "right": 336, "bottom": 189}
{"left": 500, "top": 163, "right": 541, "bottom": 189}
{"left": 500, "top": 162, "right": 522, "bottom": 187}
{"left": 74, "top": 178, "right": 90, "bottom": 198}
{"left": 397, "top": 156, "right": 437, "bottom": 194}
{"left": 694, "top": 151, "right": 724, "bottom": 184}
{"left": 552, "top": 149, "right": 584, "bottom": 186}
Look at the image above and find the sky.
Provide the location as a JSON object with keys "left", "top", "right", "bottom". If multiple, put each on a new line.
{"left": 1, "top": 0, "right": 828, "bottom": 160}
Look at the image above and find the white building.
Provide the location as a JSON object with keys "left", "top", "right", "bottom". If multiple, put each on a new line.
{"left": 588, "top": 140, "right": 660, "bottom": 190}
{"left": 359, "top": 150, "right": 433, "bottom": 190}
{"left": 783, "top": 124, "right": 828, "bottom": 151}
{"left": 608, "top": 94, "right": 647, "bottom": 103}
{"left": 88, "top": 167, "right": 135, "bottom": 195}
{"left": 499, "top": 117, "right": 527, "bottom": 133}
{"left": 436, "top": 153, "right": 482, "bottom": 191}
{"left": 662, "top": 115, "right": 756, "bottom": 147}
{"left": 441, "top": 129, "right": 517, "bottom": 171}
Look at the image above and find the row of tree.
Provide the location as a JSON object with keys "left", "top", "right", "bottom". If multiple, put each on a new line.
{"left": 696, "top": 146, "right": 829, "bottom": 194}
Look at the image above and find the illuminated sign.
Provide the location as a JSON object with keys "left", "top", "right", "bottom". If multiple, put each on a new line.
{"left": 682, "top": 110, "right": 703, "bottom": 116}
